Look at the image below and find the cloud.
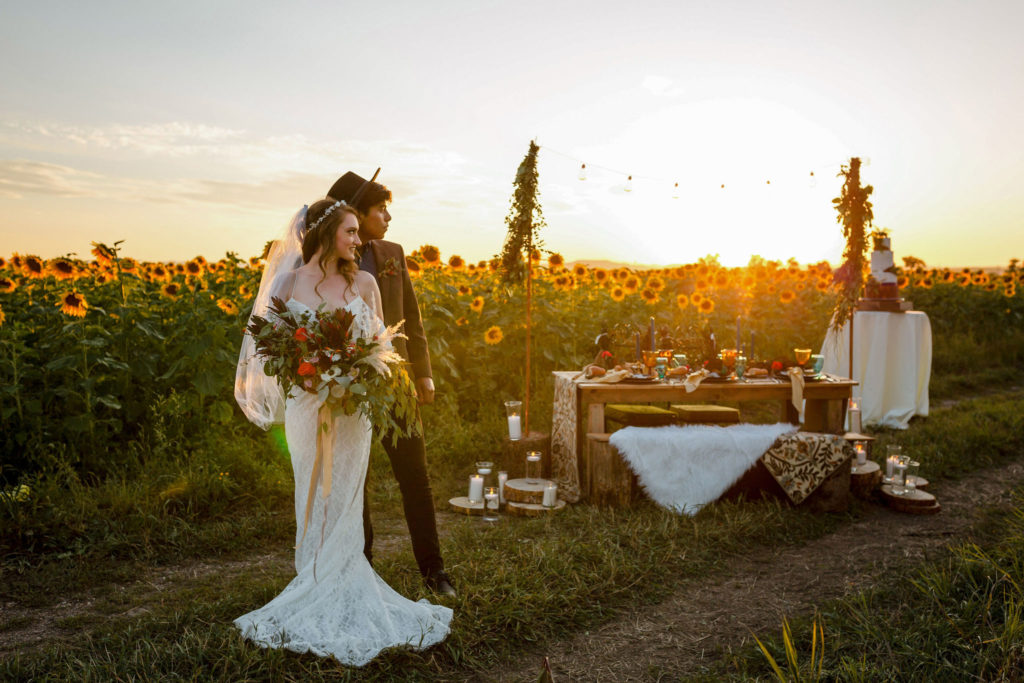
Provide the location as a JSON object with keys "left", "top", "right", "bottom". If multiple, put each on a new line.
{"left": 0, "top": 160, "right": 104, "bottom": 198}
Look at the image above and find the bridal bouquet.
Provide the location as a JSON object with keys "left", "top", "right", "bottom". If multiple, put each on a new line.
{"left": 246, "top": 297, "right": 420, "bottom": 441}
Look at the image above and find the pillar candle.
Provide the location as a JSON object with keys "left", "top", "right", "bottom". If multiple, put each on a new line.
{"left": 468, "top": 474, "right": 484, "bottom": 502}
{"left": 849, "top": 408, "right": 862, "bottom": 433}
{"left": 543, "top": 483, "right": 558, "bottom": 507}
{"left": 885, "top": 455, "right": 896, "bottom": 479}
{"left": 497, "top": 471, "right": 508, "bottom": 504}
{"left": 507, "top": 415, "right": 522, "bottom": 440}
{"left": 854, "top": 444, "right": 866, "bottom": 466}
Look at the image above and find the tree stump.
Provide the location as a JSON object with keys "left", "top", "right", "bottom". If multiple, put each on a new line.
{"left": 505, "top": 500, "right": 566, "bottom": 517}
{"left": 504, "top": 478, "right": 549, "bottom": 505}
{"left": 880, "top": 485, "right": 940, "bottom": 514}
{"left": 501, "top": 431, "right": 552, "bottom": 478}
{"left": 850, "top": 460, "right": 882, "bottom": 498}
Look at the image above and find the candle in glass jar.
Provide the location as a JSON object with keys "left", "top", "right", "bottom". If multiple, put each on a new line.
{"left": 543, "top": 483, "right": 558, "bottom": 507}
{"left": 886, "top": 455, "right": 897, "bottom": 479}
{"left": 854, "top": 443, "right": 866, "bottom": 466}
{"left": 849, "top": 408, "right": 862, "bottom": 433}
{"left": 468, "top": 474, "right": 484, "bottom": 502}
{"left": 497, "top": 471, "right": 508, "bottom": 504}
{"left": 507, "top": 415, "right": 522, "bottom": 440}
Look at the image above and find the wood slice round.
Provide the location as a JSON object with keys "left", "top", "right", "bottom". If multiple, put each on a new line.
{"left": 850, "top": 461, "right": 882, "bottom": 498}
{"left": 880, "top": 485, "right": 940, "bottom": 514}
{"left": 449, "top": 496, "right": 484, "bottom": 516}
{"left": 504, "top": 478, "right": 552, "bottom": 505}
{"left": 506, "top": 499, "right": 566, "bottom": 517}
{"left": 907, "top": 475, "right": 929, "bottom": 490}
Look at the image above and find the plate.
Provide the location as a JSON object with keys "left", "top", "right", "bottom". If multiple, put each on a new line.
{"left": 701, "top": 375, "right": 737, "bottom": 383}
{"left": 621, "top": 374, "right": 658, "bottom": 384}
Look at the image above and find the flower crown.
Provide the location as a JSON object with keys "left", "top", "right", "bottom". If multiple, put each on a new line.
{"left": 308, "top": 199, "right": 348, "bottom": 233}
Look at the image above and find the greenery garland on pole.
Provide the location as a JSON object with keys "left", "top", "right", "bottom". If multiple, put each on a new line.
{"left": 830, "top": 157, "right": 874, "bottom": 332}
{"left": 498, "top": 140, "right": 546, "bottom": 434}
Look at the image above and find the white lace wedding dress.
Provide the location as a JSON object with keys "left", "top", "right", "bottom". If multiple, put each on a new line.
{"left": 234, "top": 297, "right": 452, "bottom": 665}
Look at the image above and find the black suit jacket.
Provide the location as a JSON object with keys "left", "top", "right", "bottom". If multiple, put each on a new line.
{"left": 363, "top": 240, "right": 432, "bottom": 380}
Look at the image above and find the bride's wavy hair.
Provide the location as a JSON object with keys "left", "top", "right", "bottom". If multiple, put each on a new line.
{"left": 302, "top": 199, "right": 360, "bottom": 297}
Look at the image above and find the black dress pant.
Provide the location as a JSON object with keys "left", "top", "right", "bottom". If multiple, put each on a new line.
{"left": 362, "top": 417, "right": 443, "bottom": 577}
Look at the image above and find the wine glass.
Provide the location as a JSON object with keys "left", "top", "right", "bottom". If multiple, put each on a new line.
{"left": 794, "top": 348, "right": 812, "bottom": 367}
{"left": 641, "top": 350, "right": 658, "bottom": 377}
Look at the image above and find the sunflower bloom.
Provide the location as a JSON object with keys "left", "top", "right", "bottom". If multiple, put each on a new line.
{"left": 0, "top": 276, "right": 16, "bottom": 293}
{"left": 676, "top": 293, "right": 689, "bottom": 309}
{"left": 448, "top": 255, "right": 465, "bottom": 270}
{"left": 573, "top": 264, "right": 589, "bottom": 279}
{"left": 58, "top": 290, "right": 88, "bottom": 317}
{"left": 91, "top": 243, "right": 116, "bottom": 266}
{"left": 1004, "top": 285, "right": 1016, "bottom": 298}
{"left": 640, "top": 288, "right": 659, "bottom": 305}
{"left": 779, "top": 290, "right": 796, "bottom": 304}
{"left": 184, "top": 259, "right": 203, "bottom": 276}
{"left": 694, "top": 278, "right": 709, "bottom": 292}
{"left": 690, "top": 292, "right": 703, "bottom": 305}
{"left": 217, "top": 298, "right": 239, "bottom": 315}
{"left": 48, "top": 258, "right": 77, "bottom": 280}
{"left": 699, "top": 298, "right": 715, "bottom": 314}
{"left": 22, "top": 255, "right": 45, "bottom": 279}
{"left": 985, "top": 282, "right": 998, "bottom": 292}
{"left": 484, "top": 325, "right": 503, "bottom": 345}
{"left": 0, "top": 257, "right": 6, "bottom": 269}
{"left": 455, "top": 316, "right": 468, "bottom": 326}
{"left": 610, "top": 286, "right": 626, "bottom": 302}
{"left": 458, "top": 284, "right": 472, "bottom": 296}
{"left": 95, "top": 272, "right": 111, "bottom": 285}
{"left": 419, "top": 245, "right": 441, "bottom": 266}
{"left": 548, "top": 253, "right": 565, "bottom": 270}
{"left": 918, "top": 277, "right": 933, "bottom": 289}
{"left": 470, "top": 296, "right": 484, "bottom": 313}
{"left": 150, "top": 264, "right": 171, "bottom": 282}
{"left": 623, "top": 276, "right": 640, "bottom": 293}
{"left": 646, "top": 276, "right": 665, "bottom": 292}
{"left": 593, "top": 268, "right": 609, "bottom": 284}
{"left": 162, "top": 283, "right": 181, "bottom": 299}
{"left": 406, "top": 258, "right": 422, "bottom": 276}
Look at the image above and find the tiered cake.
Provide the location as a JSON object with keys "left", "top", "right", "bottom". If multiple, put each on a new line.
{"left": 859, "top": 233, "right": 913, "bottom": 311}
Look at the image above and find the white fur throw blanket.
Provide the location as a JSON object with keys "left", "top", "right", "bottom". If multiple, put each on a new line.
{"left": 608, "top": 423, "right": 797, "bottom": 515}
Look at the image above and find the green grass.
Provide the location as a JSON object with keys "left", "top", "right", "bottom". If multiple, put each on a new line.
{"left": 727, "top": 488, "right": 1024, "bottom": 681}
{"left": 6, "top": 392, "right": 1024, "bottom": 679}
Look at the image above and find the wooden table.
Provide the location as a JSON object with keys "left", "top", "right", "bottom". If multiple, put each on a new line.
{"left": 551, "top": 371, "right": 857, "bottom": 501}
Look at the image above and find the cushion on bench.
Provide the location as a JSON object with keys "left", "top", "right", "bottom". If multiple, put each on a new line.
{"left": 605, "top": 404, "right": 676, "bottom": 432}
{"left": 670, "top": 404, "right": 741, "bottom": 424}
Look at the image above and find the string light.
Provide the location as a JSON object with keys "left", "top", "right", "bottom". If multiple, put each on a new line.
{"left": 539, "top": 144, "right": 849, "bottom": 198}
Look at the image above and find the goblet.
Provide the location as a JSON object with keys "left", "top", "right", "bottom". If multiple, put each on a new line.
{"left": 794, "top": 348, "right": 812, "bottom": 366}
{"left": 641, "top": 350, "right": 659, "bottom": 377}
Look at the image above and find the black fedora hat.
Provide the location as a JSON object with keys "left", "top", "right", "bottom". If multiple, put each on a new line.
{"left": 327, "top": 168, "right": 382, "bottom": 209}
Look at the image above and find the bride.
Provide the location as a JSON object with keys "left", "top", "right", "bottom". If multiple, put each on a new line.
{"left": 233, "top": 198, "right": 452, "bottom": 665}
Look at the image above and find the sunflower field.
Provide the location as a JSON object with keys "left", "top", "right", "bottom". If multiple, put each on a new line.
{"left": 1, "top": 244, "right": 1022, "bottom": 491}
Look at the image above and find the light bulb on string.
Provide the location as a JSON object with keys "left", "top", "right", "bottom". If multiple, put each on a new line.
{"left": 808, "top": 171, "right": 817, "bottom": 188}
{"left": 578, "top": 163, "right": 587, "bottom": 181}
{"left": 624, "top": 175, "right": 633, "bottom": 193}
{"left": 672, "top": 182, "right": 680, "bottom": 199}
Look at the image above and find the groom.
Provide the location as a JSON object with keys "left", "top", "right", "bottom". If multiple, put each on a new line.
{"left": 327, "top": 170, "right": 455, "bottom": 597}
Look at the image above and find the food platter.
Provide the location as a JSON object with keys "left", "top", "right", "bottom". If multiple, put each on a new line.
{"left": 621, "top": 374, "right": 658, "bottom": 384}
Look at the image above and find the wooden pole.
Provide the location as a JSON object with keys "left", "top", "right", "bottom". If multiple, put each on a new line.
{"left": 524, "top": 243, "right": 532, "bottom": 435}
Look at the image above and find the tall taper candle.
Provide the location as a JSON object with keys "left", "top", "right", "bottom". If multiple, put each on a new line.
{"left": 634, "top": 332, "right": 641, "bottom": 361}
{"left": 649, "top": 317, "right": 656, "bottom": 351}
{"left": 736, "top": 316, "right": 741, "bottom": 351}
{"left": 749, "top": 332, "right": 755, "bottom": 362}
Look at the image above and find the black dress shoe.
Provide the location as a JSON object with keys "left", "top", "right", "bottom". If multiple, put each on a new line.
{"left": 425, "top": 570, "right": 457, "bottom": 597}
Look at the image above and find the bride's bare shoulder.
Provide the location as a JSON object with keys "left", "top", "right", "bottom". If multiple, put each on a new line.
{"left": 354, "top": 270, "right": 379, "bottom": 292}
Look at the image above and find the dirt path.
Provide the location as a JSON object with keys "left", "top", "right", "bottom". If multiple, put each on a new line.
{"left": 500, "top": 459, "right": 1024, "bottom": 682}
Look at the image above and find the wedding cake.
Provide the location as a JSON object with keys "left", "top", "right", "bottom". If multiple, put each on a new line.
{"left": 859, "top": 232, "right": 913, "bottom": 311}
{"left": 866, "top": 234, "right": 898, "bottom": 299}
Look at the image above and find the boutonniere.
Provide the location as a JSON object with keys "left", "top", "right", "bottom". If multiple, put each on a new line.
{"left": 380, "top": 257, "right": 401, "bottom": 278}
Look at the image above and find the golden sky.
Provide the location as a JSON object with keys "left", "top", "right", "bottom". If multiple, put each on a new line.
{"left": 1, "top": 0, "right": 1021, "bottom": 267}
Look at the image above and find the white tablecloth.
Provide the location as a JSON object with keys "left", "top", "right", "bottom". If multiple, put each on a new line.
{"left": 821, "top": 311, "right": 931, "bottom": 430}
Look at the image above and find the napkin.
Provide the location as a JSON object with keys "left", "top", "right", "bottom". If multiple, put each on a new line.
{"left": 683, "top": 369, "right": 710, "bottom": 393}
{"left": 786, "top": 366, "right": 805, "bottom": 419}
